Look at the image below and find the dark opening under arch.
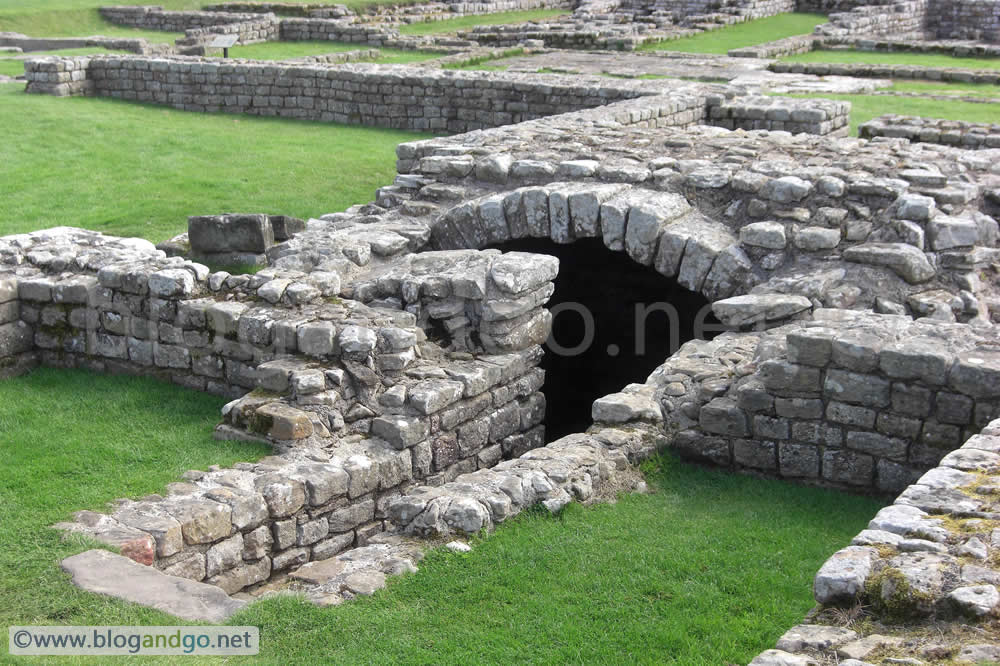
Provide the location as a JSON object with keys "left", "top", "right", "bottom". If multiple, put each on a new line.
{"left": 489, "top": 238, "right": 722, "bottom": 441}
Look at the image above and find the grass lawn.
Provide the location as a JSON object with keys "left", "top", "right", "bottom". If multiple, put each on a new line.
{"left": 224, "top": 40, "right": 441, "bottom": 65}
{"left": 0, "top": 6, "right": 183, "bottom": 43}
{"left": 398, "top": 8, "right": 569, "bottom": 36}
{"left": 0, "top": 368, "right": 882, "bottom": 663}
{"left": 239, "top": 455, "right": 881, "bottom": 664}
{"left": 0, "top": 1, "right": 420, "bottom": 40}
{"left": 641, "top": 12, "right": 826, "bottom": 55}
{"left": 785, "top": 92, "right": 1000, "bottom": 135}
{"left": 0, "top": 84, "right": 422, "bottom": 242}
{"left": 782, "top": 49, "right": 1000, "bottom": 71}
{"left": 0, "top": 368, "right": 271, "bottom": 654}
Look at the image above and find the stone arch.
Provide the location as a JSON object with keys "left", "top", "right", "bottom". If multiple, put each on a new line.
{"left": 486, "top": 235, "right": 720, "bottom": 440}
{"left": 427, "top": 183, "right": 758, "bottom": 306}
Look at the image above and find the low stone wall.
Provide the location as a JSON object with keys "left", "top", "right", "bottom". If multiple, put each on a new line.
{"left": 461, "top": 19, "right": 681, "bottom": 50}
{"left": 707, "top": 95, "right": 850, "bottom": 136}
{"left": 204, "top": 3, "right": 353, "bottom": 17}
{"left": 23, "top": 56, "right": 669, "bottom": 132}
{"left": 812, "top": 0, "right": 1000, "bottom": 43}
{"left": 278, "top": 18, "right": 400, "bottom": 45}
{"left": 0, "top": 33, "right": 170, "bottom": 56}
{"left": 815, "top": 0, "right": 930, "bottom": 39}
{"left": 24, "top": 55, "right": 857, "bottom": 136}
{"left": 100, "top": 6, "right": 264, "bottom": 32}
{"left": 770, "top": 59, "right": 1000, "bottom": 84}
{"left": 181, "top": 15, "right": 280, "bottom": 46}
{"left": 860, "top": 114, "right": 1000, "bottom": 149}
{"left": 752, "top": 417, "right": 1000, "bottom": 664}
{"left": 728, "top": 34, "right": 815, "bottom": 58}
{"left": 1, "top": 222, "right": 554, "bottom": 594}
{"left": 662, "top": 310, "right": 1000, "bottom": 494}
{"left": 796, "top": 0, "right": 872, "bottom": 11}
{"left": 814, "top": 36, "right": 1000, "bottom": 58}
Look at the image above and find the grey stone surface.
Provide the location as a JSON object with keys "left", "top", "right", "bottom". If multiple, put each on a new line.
{"left": 62, "top": 549, "right": 246, "bottom": 622}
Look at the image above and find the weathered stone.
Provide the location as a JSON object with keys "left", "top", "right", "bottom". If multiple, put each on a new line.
{"left": 842, "top": 243, "right": 935, "bottom": 284}
{"left": 814, "top": 546, "right": 876, "bottom": 605}
{"left": 62, "top": 550, "right": 245, "bottom": 622}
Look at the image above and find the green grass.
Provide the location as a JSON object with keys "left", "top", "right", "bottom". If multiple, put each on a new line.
{"left": 782, "top": 48, "right": 1000, "bottom": 71}
{"left": 0, "top": 368, "right": 271, "bottom": 652}
{"left": 0, "top": 84, "right": 423, "bottom": 242}
{"left": 0, "top": 379, "right": 882, "bottom": 664}
{"left": 225, "top": 40, "right": 441, "bottom": 64}
{"left": 785, "top": 92, "right": 1000, "bottom": 135}
{"left": 641, "top": 12, "right": 826, "bottom": 55}
{"left": 0, "top": 7, "right": 183, "bottom": 42}
{"left": 236, "top": 454, "right": 882, "bottom": 664}
{"left": 0, "top": 1, "right": 421, "bottom": 39}
{"left": 398, "top": 8, "right": 569, "bottom": 36}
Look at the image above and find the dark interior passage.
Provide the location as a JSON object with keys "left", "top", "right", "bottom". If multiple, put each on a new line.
{"left": 489, "top": 238, "right": 721, "bottom": 441}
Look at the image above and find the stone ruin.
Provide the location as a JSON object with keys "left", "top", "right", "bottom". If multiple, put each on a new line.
{"left": 5, "top": 1, "right": 1000, "bottom": 662}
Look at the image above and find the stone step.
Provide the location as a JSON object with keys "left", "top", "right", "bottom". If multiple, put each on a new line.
{"left": 61, "top": 549, "right": 247, "bottom": 622}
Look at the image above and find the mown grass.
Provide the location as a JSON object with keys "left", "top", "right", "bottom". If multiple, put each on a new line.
{"left": 0, "top": 368, "right": 271, "bottom": 657}
{"left": 237, "top": 454, "right": 881, "bottom": 664}
{"left": 784, "top": 92, "right": 1000, "bottom": 135}
{"left": 0, "top": 84, "right": 422, "bottom": 242}
{"left": 224, "top": 40, "right": 441, "bottom": 64}
{"left": 0, "top": 7, "right": 183, "bottom": 42}
{"left": 398, "top": 8, "right": 569, "bottom": 36}
{"left": 0, "top": 1, "right": 418, "bottom": 40}
{"left": 890, "top": 80, "right": 1000, "bottom": 97}
{"left": 782, "top": 48, "right": 1000, "bottom": 71}
{"left": 641, "top": 12, "right": 826, "bottom": 55}
{"left": 0, "top": 370, "right": 882, "bottom": 664}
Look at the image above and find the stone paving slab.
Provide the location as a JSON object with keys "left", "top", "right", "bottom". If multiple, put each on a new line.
{"left": 61, "top": 550, "right": 247, "bottom": 622}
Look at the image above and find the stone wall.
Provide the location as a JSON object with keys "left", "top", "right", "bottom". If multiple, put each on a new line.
{"left": 771, "top": 59, "right": 1000, "bottom": 84}
{"left": 814, "top": 36, "right": 1000, "bottom": 57}
{"left": 23, "top": 56, "right": 669, "bottom": 132}
{"left": 752, "top": 416, "right": 1000, "bottom": 664}
{"left": 0, "top": 33, "right": 170, "bottom": 56}
{"left": 795, "top": 0, "right": 871, "bottom": 11}
{"left": 23, "top": 55, "right": 856, "bottom": 138}
{"left": 660, "top": 310, "right": 1000, "bottom": 494}
{"left": 1, "top": 222, "right": 554, "bottom": 594}
{"left": 707, "top": 95, "right": 850, "bottom": 136}
{"left": 811, "top": 0, "right": 1000, "bottom": 42}
{"left": 728, "top": 34, "right": 815, "bottom": 58}
{"left": 815, "top": 0, "right": 930, "bottom": 39}
{"left": 99, "top": 6, "right": 265, "bottom": 32}
{"left": 860, "top": 115, "right": 1000, "bottom": 149}
{"left": 278, "top": 18, "right": 400, "bottom": 45}
{"left": 180, "top": 16, "right": 281, "bottom": 47}
{"left": 927, "top": 0, "right": 1000, "bottom": 42}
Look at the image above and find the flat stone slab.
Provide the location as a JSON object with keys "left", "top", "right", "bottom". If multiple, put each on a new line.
{"left": 61, "top": 549, "right": 246, "bottom": 622}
